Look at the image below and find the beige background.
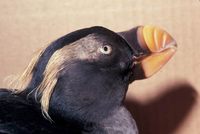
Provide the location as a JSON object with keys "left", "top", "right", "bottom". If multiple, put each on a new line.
{"left": 0, "top": 0, "right": 200, "bottom": 134}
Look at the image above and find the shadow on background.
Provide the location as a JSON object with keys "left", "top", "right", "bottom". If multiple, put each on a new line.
{"left": 125, "top": 81, "right": 198, "bottom": 134}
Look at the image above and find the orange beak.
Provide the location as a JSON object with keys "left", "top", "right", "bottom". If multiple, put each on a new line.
{"left": 119, "top": 25, "right": 177, "bottom": 80}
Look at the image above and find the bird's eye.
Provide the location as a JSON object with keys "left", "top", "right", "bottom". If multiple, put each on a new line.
{"left": 99, "top": 45, "right": 112, "bottom": 55}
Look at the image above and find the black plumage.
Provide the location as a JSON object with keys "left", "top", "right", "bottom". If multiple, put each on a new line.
{"left": 0, "top": 26, "right": 177, "bottom": 134}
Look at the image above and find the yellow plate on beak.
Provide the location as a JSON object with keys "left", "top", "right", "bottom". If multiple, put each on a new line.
{"left": 136, "top": 25, "right": 177, "bottom": 78}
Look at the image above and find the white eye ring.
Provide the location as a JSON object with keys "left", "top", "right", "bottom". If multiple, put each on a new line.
{"left": 99, "top": 45, "right": 112, "bottom": 55}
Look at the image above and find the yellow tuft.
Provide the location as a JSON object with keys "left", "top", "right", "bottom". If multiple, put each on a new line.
{"left": 7, "top": 48, "right": 45, "bottom": 92}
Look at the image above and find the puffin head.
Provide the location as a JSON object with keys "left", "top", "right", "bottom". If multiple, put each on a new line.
{"left": 10, "top": 26, "right": 177, "bottom": 124}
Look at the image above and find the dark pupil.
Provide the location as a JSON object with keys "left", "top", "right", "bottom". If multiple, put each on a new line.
{"left": 103, "top": 46, "right": 108, "bottom": 51}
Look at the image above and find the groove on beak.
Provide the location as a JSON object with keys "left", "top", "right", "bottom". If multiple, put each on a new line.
{"left": 119, "top": 25, "right": 177, "bottom": 80}
{"left": 135, "top": 25, "right": 177, "bottom": 79}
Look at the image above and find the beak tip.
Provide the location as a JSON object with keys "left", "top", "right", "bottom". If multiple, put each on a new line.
{"left": 139, "top": 25, "right": 177, "bottom": 53}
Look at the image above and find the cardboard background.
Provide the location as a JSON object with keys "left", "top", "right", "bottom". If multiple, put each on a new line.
{"left": 0, "top": 0, "right": 199, "bottom": 133}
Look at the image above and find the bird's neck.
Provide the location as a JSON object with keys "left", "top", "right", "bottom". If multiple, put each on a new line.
{"left": 82, "top": 106, "right": 138, "bottom": 134}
